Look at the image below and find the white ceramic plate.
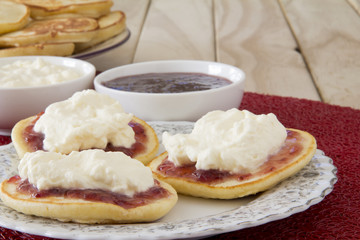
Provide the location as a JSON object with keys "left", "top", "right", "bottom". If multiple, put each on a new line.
{"left": 72, "top": 28, "right": 130, "bottom": 59}
{"left": 0, "top": 121, "right": 337, "bottom": 240}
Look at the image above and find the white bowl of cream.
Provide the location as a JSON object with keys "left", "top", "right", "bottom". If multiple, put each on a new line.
{"left": 0, "top": 56, "right": 95, "bottom": 134}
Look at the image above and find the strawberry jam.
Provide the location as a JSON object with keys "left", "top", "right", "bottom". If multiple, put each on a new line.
{"left": 23, "top": 113, "right": 147, "bottom": 157}
{"left": 158, "top": 130, "right": 304, "bottom": 184}
{"left": 102, "top": 72, "right": 232, "bottom": 93}
{"left": 9, "top": 175, "right": 169, "bottom": 209}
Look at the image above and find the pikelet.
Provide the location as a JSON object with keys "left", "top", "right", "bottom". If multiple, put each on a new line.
{"left": 75, "top": 10, "right": 126, "bottom": 52}
{"left": 149, "top": 128, "right": 317, "bottom": 199}
{"left": 0, "top": 1, "right": 127, "bottom": 57}
{"left": 0, "top": 150, "right": 177, "bottom": 224}
{"left": 0, "top": 42, "right": 75, "bottom": 57}
{"left": 0, "top": 16, "right": 99, "bottom": 47}
{"left": 12, "top": 114, "right": 160, "bottom": 165}
{"left": 0, "top": 174, "right": 178, "bottom": 223}
{"left": 0, "top": 0, "right": 30, "bottom": 35}
{"left": 10, "top": 0, "right": 113, "bottom": 19}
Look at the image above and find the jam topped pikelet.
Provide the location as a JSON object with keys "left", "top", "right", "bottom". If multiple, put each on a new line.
{"left": 11, "top": 90, "right": 159, "bottom": 165}
{"left": 148, "top": 109, "right": 317, "bottom": 199}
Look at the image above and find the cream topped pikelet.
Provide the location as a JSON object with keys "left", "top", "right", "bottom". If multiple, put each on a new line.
{"left": 11, "top": 90, "right": 159, "bottom": 165}
{"left": 148, "top": 109, "right": 317, "bottom": 199}
{"left": 0, "top": 149, "right": 177, "bottom": 223}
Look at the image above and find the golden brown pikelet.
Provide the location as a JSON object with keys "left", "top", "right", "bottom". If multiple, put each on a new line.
{"left": 74, "top": 10, "right": 126, "bottom": 52}
{"left": 0, "top": 16, "right": 99, "bottom": 47}
{"left": 0, "top": 42, "right": 75, "bottom": 57}
{"left": 148, "top": 128, "right": 317, "bottom": 199}
{"left": 0, "top": 0, "right": 30, "bottom": 35}
{"left": 10, "top": 0, "right": 113, "bottom": 19}
{"left": 0, "top": 175, "right": 178, "bottom": 224}
{"left": 11, "top": 115, "right": 159, "bottom": 165}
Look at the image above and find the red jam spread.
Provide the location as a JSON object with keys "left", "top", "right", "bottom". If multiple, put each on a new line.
{"left": 102, "top": 72, "right": 232, "bottom": 93}
{"left": 158, "top": 130, "right": 304, "bottom": 184}
{"left": 23, "top": 113, "right": 147, "bottom": 157}
{"left": 9, "top": 175, "right": 169, "bottom": 209}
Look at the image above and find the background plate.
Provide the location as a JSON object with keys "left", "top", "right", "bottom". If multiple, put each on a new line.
{"left": 72, "top": 28, "right": 130, "bottom": 59}
{"left": 0, "top": 121, "right": 337, "bottom": 240}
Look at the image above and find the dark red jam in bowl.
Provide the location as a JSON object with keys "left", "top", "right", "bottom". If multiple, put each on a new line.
{"left": 23, "top": 113, "right": 147, "bottom": 158}
{"left": 101, "top": 72, "right": 233, "bottom": 93}
{"left": 9, "top": 176, "right": 169, "bottom": 209}
{"left": 158, "top": 130, "right": 304, "bottom": 184}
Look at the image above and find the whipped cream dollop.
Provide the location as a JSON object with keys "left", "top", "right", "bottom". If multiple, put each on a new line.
{"left": 34, "top": 90, "right": 135, "bottom": 154}
{"left": 18, "top": 150, "right": 155, "bottom": 197}
{"left": 163, "top": 109, "right": 287, "bottom": 173}
{"left": 0, "top": 58, "right": 81, "bottom": 88}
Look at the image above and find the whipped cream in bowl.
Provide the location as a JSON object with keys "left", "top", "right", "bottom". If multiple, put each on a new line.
{"left": 0, "top": 56, "right": 95, "bottom": 134}
{"left": 0, "top": 58, "right": 82, "bottom": 88}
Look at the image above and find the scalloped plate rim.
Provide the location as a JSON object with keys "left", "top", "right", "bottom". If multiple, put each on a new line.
{"left": 0, "top": 121, "right": 337, "bottom": 240}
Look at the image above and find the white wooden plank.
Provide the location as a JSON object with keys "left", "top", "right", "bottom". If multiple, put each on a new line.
{"left": 280, "top": 0, "right": 360, "bottom": 109}
{"left": 347, "top": 0, "right": 360, "bottom": 15}
{"left": 214, "top": 0, "right": 320, "bottom": 101}
{"left": 87, "top": 0, "right": 150, "bottom": 71}
{"left": 133, "top": 0, "right": 215, "bottom": 62}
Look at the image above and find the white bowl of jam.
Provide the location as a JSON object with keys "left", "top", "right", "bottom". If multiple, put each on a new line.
{"left": 94, "top": 60, "right": 245, "bottom": 121}
{"left": 0, "top": 56, "right": 96, "bottom": 135}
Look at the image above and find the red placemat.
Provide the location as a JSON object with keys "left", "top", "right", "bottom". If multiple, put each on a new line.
{"left": 0, "top": 92, "right": 359, "bottom": 240}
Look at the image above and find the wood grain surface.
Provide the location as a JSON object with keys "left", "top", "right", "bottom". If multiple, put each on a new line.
{"left": 133, "top": 0, "right": 215, "bottom": 62}
{"left": 279, "top": 0, "right": 360, "bottom": 109}
{"left": 214, "top": 0, "right": 320, "bottom": 100}
{"left": 87, "top": 0, "right": 359, "bottom": 109}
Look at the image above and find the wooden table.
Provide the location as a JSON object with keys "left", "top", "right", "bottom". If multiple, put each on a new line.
{"left": 88, "top": 0, "right": 360, "bottom": 110}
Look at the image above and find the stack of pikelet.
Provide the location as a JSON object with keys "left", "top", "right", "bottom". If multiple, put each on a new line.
{"left": 0, "top": 0, "right": 126, "bottom": 57}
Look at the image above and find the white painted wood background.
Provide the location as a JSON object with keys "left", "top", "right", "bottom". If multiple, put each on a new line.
{"left": 88, "top": 0, "right": 360, "bottom": 110}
